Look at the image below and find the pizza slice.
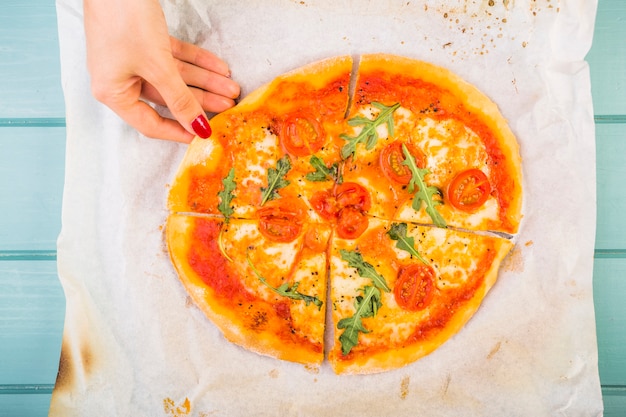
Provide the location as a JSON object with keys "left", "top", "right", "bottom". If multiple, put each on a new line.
{"left": 337, "top": 54, "right": 522, "bottom": 234}
{"left": 167, "top": 55, "right": 353, "bottom": 220}
{"left": 166, "top": 213, "right": 331, "bottom": 366}
{"left": 327, "top": 217, "right": 513, "bottom": 374}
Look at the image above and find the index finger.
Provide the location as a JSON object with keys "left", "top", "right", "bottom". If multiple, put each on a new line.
{"left": 169, "top": 37, "right": 231, "bottom": 77}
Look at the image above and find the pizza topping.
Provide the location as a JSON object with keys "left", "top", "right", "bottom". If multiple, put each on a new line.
{"left": 380, "top": 141, "right": 426, "bottom": 184}
{"left": 337, "top": 207, "right": 369, "bottom": 240}
{"left": 217, "top": 167, "right": 236, "bottom": 222}
{"left": 335, "top": 182, "right": 371, "bottom": 212}
{"left": 217, "top": 228, "right": 234, "bottom": 263}
{"left": 402, "top": 144, "right": 447, "bottom": 228}
{"left": 387, "top": 222, "right": 429, "bottom": 265}
{"left": 340, "top": 102, "right": 400, "bottom": 159}
{"left": 260, "top": 155, "right": 292, "bottom": 206}
{"left": 256, "top": 197, "right": 306, "bottom": 242}
{"left": 393, "top": 264, "right": 436, "bottom": 311}
{"left": 310, "top": 189, "right": 338, "bottom": 220}
{"left": 337, "top": 285, "right": 382, "bottom": 355}
{"left": 339, "top": 249, "right": 391, "bottom": 292}
{"left": 311, "top": 182, "right": 372, "bottom": 239}
{"left": 447, "top": 169, "right": 491, "bottom": 212}
{"left": 305, "top": 155, "right": 342, "bottom": 183}
{"left": 337, "top": 249, "right": 391, "bottom": 355}
{"left": 247, "top": 253, "right": 323, "bottom": 310}
{"left": 280, "top": 113, "right": 326, "bottom": 157}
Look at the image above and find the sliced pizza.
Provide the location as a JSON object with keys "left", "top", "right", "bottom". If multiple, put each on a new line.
{"left": 167, "top": 55, "right": 353, "bottom": 220}
{"left": 338, "top": 54, "right": 522, "bottom": 234}
{"left": 327, "top": 218, "right": 513, "bottom": 374}
{"left": 166, "top": 213, "right": 331, "bottom": 366}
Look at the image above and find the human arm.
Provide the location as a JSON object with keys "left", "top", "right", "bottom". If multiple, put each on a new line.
{"left": 83, "top": 0, "right": 240, "bottom": 142}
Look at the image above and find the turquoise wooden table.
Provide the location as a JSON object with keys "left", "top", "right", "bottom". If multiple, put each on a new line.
{"left": 0, "top": 1, "right": 624, "bottom": 415}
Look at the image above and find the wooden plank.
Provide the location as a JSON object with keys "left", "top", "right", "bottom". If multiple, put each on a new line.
{"left": 0, "top": 261, "right": 64, "bottom": 386}
{"left": 0, "top": 1, "right": 65, "bottom": 118}
{"left": 0, "top": 394, "right": 53, "bottom": 417}
{"left": 0, "top": 128, "right": 66, "bottom": 251}
{"left": 595, "top": 123, "right": 626, "bottom": 250}
{"left": 603, "top": 388, "right": 626, "bottom": 417}
{"left": 587, "top": 0, "right": 626, "bottom": 116}
{"left": 594, "top": 258, "right": 626, "bottom": 386}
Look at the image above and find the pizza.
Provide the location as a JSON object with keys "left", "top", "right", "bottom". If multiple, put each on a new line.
{"left": 166, "top": 54, "right": 522, "bottom": 374}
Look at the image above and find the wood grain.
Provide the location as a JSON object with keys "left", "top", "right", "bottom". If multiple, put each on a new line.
{"left": 0, "top": 128, "right": 65, "bottom": 251}
{"left": 0, "top": 1, "right": 65, "bottom": 118}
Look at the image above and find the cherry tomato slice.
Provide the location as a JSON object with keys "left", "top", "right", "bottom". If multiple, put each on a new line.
{"left": 379, "top": 141, "right": 425, "bottom": 184}
{"left": 280, "top": 113, "right": 326, "bottom": 157}
{"left": 310, "top": 183, "right": 371, "bottom": 239}
{"left": 336, "top": 207, "right": 369, "bottom": 239}
{"left": 310, "top": 189, "right": 338, "bottom": 221}
{"left": 447, "top": 169, "right": 491, "bottom": 212}
{"left": 394, "top": 264, "right": 435, "bottom": 311}
{"left": 257, "top": 197, "right": 306, "bottom": 242}
{"left": 335, "top": 182, "right": 371, "bottom": 212}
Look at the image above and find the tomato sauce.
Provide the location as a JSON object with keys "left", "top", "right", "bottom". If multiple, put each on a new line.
{"left": 187, "top": 170, "right": 222, "bottom": 213}
{"left": 187, "top": 219, "right": 254, "bottom": 303}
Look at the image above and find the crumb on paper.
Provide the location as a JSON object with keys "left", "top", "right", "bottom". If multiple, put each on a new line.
{"left": 164, "top": 397, "right": 191, "bottom": 417}
{"left": 525, "top": 240, "right": 534, "bottom": 246}
{"left": 502, "top": 246, "right": 524, "bottom": 273}
{"left": 185, "top": 296, "right": 194, "bottom": 308}
{"left": 441, "top": 374, "right": 451, "bottom": 397}
{"left": 268, "top": 368, "right": 279, "bottom": 378}
{"left": 487, "top": 341, "right": 502, "bottom": 359}
{"left": 400, "top": 375, "right": 410, "bottom": 399}
{"left": 304, "top": 363, "right": 320, "bottom": 374}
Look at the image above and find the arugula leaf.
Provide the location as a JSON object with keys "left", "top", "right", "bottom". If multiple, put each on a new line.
{"left": 339, "top": 249, "right": 391, "bottom": 292}
{"left": 387, "top": 223, "right": 429, "bottom": 265}
{"left": 217, "top": 228, "right": 234, "bottom": 263}
{"left": 340, "top": 102, "right": 401, "bottom": 159}
{"left": 336, "top": 250, "right": 390, "bottom": 355}
{"left": 401, "top": 144, "right": 447, "bottom": 228}
{"left": 305, "top": 155, "right": 342, "bottom": 183}
{"left": 260, "top": 155, "right": 291, "bottom": 206}
{"left": 337, "top": 286, "right": 381, "bottom": 355}
{"left": 246, "top": 253, "right": 323, "bottom": 310}
{"left": 217, "top": 168, "right": 236, "bottom": 222}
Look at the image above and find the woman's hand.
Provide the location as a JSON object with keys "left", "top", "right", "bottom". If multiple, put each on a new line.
{"left": 83, "top": 0, "right": 240, "bottom": 142}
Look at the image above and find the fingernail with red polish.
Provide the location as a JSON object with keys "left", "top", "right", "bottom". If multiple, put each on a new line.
{"left": 191, "top": 114, "right": 212, "bottom": 139}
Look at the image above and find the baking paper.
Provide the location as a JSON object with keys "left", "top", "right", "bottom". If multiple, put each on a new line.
{"left": 51, "top": 0, "right": 602, "bottom": 415}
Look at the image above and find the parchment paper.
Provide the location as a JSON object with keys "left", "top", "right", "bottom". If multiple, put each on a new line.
{"left": 51, "top": 0, "right": 603, "bottom": 415}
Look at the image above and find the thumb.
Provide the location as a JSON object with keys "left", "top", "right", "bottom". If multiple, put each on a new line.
{"left": 148, "top": 66, "right": 212, "bottom": 139}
